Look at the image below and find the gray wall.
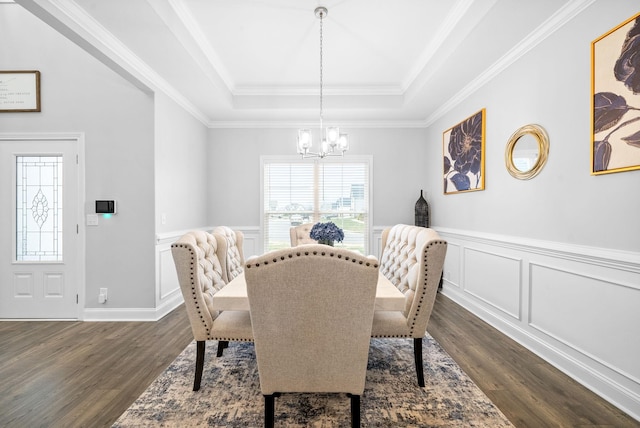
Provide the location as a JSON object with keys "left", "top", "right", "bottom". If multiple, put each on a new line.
{"left": 207, "top": 127, "right": 429, "bottom": 233}
{"left": 155, "top": 92, "right": 209, "bottom": 234}
{"left": 1, "top": 4, "right": 156, "bottom": 308}
{"left": 425, "top": 0, "right": 640, "bottom": 252}
{"left": 207, "top": 1, "right": 640, "bottom": 255}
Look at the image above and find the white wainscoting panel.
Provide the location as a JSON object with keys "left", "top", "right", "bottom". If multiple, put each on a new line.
{"left": 529, "top": 263, "right": 640, "bottom": 385}
{"left": 464, "top": 247, "right": 522, "bottom": 320}
{"left": 158, "top": 246, "right": 180, "bottom": 302}
{"left": 372, "top": 227, "right": 385, "bottom": 259}
{"left": 239, "top": 227, "right": 260, "bottom": 259}
{"left": 436, "top": 227, "right": 640, "bottom": 422}
{"left": 443, "top": 242, "right": 461, "bottom": 288}
{"left": 155, "top": 233, "right": 183, "bottom": 319}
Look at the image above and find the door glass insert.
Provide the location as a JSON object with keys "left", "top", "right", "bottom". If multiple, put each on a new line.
{"left": 16, "top": 156, "right": 63, "bottom": 261}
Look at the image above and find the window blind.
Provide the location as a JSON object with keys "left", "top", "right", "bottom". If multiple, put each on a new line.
{"left": 262, "top": 156, "right": 371, "bottom": 254}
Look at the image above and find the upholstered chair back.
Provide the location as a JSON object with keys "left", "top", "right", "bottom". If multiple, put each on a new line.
{"left": 212, "top": 226, "right": 244, "bottom": 283}
{"left": 289, "top": 222, "right": 317, "bottom": 246}
{"left": 245, "top": 245, "right": 379, "bottom": 395}
{"left": 172, "top": 230, "right": 253, "bottom": 391}
{"left": 378, "top": 224, "right": 447, "bottom": 338}
{"left": 171, "top": 230, "right": 226, "bottom": 341}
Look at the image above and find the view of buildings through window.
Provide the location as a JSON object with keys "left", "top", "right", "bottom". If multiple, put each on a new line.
{"left": 262, "top": 157, "right": 371, "bottom": 254}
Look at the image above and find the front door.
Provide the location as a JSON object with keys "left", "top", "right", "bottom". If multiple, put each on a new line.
{"left": 0, "top": 138, "right": 80, "bottom": 319}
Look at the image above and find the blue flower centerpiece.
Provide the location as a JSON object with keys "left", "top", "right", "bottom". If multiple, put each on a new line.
{"left": 310, "top": 221, "right": 344, "bottom": 246}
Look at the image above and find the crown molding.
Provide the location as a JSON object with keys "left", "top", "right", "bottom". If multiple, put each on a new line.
{"left": 156, "top": 0, "right": 234, "bottom": 96}
{"left": 423, "top": 0, "right": 596, "bottom": 127}
{"left": 202, "top": 0, "right": 598, "bottom": 128}
{"left": 401, "top": 0, "right": 478, "bottom": 92}
{"left": 232, "top": 85, "right": 404, "bottom": 97}
{"left": 15, "top": 0, "right": 596, "bottom": 129}
{"left": 206, "top": 119, "right": 428, "bottom": 129}
{"left": 16, "top": 0, "right": 211, "bottom": 125}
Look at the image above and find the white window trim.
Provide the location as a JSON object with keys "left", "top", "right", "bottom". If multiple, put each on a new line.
{"left": 260, "top": 155, "right": 373, "bottom": 254}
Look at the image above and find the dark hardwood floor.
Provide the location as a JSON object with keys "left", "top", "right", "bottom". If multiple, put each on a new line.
{"left": 0, "top": 308, "right": 193, "bottom": 428}
{"left": 428, "top": 294, "right": 638, "bottom": 428}
{"left": 0, "top": 294, "right": 637, "bottom": 427}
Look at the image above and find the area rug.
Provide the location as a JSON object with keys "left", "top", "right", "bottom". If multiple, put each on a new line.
{"left": 113, "top": 335, "right": 513, "bottom": 427}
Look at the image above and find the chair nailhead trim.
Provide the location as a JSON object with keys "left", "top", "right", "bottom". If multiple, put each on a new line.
{"left": 246, "top": 249, "right": 379, "bottom": 269}
{"left": 371, "top": 334, "right": 409, "bottom": 338}
{"left": 178, "top": 246, "right": 212, "bottom": 335}
{"left": 407, "top": 242, "right": 438, "bottom": 336}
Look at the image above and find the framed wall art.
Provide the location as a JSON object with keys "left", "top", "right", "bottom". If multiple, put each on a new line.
{"left": 443, "top": 108, "right": 485, "bottom": 194}
{"left": 0, "top": 70, "right": 41, "bottom": 112}
{"left": 592, "top": 12, "right": 640, "bottom": 175}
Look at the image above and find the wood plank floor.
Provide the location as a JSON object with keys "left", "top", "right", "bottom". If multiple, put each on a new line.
{"left": 0, "top": 294, "right": 637, "bottom": 427}
{"left": 428, "top": 295, "right": 638, "bottom": 428}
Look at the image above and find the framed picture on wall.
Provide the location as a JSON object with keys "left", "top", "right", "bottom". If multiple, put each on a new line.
{"left": 0, "top": 70, "right": 41, "bottom": 112}
{"left": 591, "top": 12, "right": 640, "bottom": 175}
{"left": 443, "top": 108, "right": 485, "bottom": 194}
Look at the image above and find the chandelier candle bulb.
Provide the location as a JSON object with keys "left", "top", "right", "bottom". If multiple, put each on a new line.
{"left": 338, "top": 134, "right": 349, "bottom": 150}
{"left": 297, "top": 129, "right": 312, "bottom": 153}
{"left": 326, "top": 127, "right": 339, "bottom": 144}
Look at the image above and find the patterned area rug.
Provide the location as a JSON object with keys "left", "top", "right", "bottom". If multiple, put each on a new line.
{"left": 114, "top": 335, "right": 513, "bottom": 427}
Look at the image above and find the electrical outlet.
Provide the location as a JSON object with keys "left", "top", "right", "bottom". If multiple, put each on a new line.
{"left": 99, "top": 288, "right": 108, "bottom": 304}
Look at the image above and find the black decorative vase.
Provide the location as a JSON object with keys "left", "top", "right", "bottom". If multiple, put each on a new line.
{"left": 415, "top": 190, "right": 429, "bottom": 228}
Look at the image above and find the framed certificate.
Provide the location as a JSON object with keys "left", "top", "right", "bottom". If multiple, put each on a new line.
{"left": 0, "top": 70, "right": 41, "bottom": 112}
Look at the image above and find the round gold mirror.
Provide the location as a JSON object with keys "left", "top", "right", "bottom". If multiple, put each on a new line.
{"left": 505, "top": 124, "right": 549, "bottom": 180}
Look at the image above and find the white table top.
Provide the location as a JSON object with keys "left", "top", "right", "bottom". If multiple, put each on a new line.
{"left": 212, "top": 272, "right": 405, "bottom": 312}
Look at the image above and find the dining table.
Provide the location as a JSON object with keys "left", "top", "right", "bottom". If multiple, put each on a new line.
{"left": 211, "top": 271, "right": 406, "bottom": 312}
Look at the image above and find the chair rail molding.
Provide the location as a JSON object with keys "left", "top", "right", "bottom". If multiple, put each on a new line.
{"left": 434, "top": 227, "right": 640, "bottom": 421}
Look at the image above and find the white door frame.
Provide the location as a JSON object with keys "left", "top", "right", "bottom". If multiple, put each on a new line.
{"left": 0, "top": 132, "right": 85, "bottom": 320}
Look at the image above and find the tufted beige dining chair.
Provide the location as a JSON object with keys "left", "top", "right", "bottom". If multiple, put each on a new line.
{"left": 289, "top": 222, "right": 317, "bottom": 246}
{"left": 372, "top": 224, "right": 447, "bottom": 387}
{"left": 211, "top": 226, "right": 244, "bottom": 283}
{"left": 245, "top": 245, "right": 379, "bottom": 428}
{"left": 211, "top": 226, "right": 246, "bottom": 357}
{"left": 171, "top": 230, "right": 253, "bottom": 391}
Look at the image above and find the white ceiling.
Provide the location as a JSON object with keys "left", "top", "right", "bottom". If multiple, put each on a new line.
{"left": 17, "top": 0, "right": 590, "bottom": 127}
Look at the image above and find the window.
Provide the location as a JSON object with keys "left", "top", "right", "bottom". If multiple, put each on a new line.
{"left": 261, "top": 156, "right": 372, "bottom": 254}
{"left": 16, "top": 155, "right": 63, "bottom": 262}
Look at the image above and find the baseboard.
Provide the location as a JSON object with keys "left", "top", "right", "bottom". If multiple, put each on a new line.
{"left": 441, "top": 282, "right": 640, "bottom": 422}
{"left": 83, "top": 292, "right": 184, "bottom": 322}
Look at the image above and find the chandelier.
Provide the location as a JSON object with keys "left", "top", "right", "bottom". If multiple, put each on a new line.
{"left": 296, "top": 6, "right": 349, "bottom": 159}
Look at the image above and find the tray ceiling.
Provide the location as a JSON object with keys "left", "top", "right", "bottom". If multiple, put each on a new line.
{"left": 16, "top": 0, "right": 588, "bottom": 127}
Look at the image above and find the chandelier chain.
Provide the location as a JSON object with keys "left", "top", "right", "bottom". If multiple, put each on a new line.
{"left": 319, "top": 9, "right": 324, "bottom": 126}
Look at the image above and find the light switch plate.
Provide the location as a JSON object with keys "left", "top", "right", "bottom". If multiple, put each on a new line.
{"left": 87, "top": 214, "right": 99, "bottom": 226}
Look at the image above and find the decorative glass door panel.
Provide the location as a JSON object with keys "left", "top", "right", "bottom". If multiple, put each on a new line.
{"left": 16, "top": 156, "right": 64, "bottom": 262}
{"left": 0, "top": 138, "right": 78, "bottom": 319}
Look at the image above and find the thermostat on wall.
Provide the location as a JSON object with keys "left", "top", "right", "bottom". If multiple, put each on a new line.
{"left": 95, "top": 200, "right": 116, "bottom": 214}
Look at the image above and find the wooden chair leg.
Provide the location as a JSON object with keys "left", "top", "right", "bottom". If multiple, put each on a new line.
{"left": 349, "top": 394, "right": 361, "bottom": 427}
{"left": 194, "top": 340, "right": 205, "bottom": 391}
{"left": 264, "top": 394, "right": 275, "bottom": 428}
{"left": 216, "top": 340, "right": 229, "bottom": 357}
{"left": 414, "top": 337, "right": 425, "bottom": 387}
